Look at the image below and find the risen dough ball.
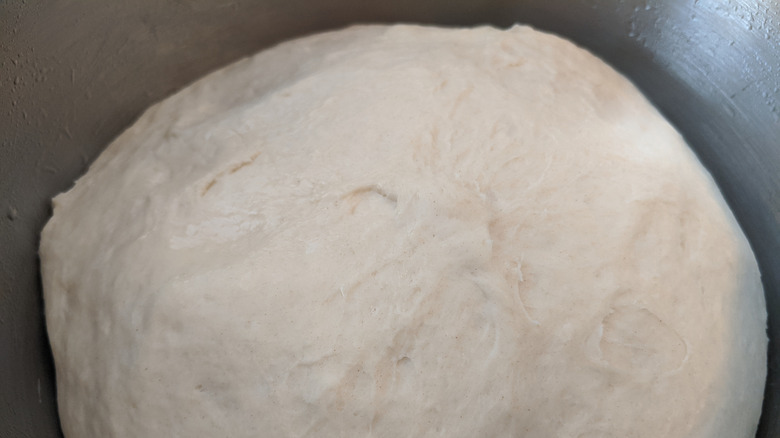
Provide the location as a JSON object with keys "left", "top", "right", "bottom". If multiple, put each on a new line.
{"left": 41, "top": 25, "right": 766, "bottom": 437}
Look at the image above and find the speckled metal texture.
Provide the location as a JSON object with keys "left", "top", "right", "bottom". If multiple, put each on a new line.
{"left": 1, "top": 1, "right": 778, "bottom": 437}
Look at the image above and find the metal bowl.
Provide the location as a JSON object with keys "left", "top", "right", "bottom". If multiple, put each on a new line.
{"left": 2, "top": 1, "right": 778, "bottom": 436}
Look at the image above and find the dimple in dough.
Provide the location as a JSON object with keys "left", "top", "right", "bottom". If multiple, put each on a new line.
{"left": 40, "top": 24, "right": 767, "bottom": 438}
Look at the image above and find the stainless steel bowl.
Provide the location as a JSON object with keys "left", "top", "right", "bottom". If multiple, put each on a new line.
{"left": 2, "top": 1, "right": 778, "bottom": 436}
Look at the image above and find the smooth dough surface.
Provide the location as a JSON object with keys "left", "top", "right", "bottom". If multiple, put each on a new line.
{"left": 41, "top": 24, "right": 767, "bottom": 438}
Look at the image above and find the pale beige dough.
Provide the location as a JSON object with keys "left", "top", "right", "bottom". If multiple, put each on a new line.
{"left": 40, "top": 24, "right": 767, "bottom": 438}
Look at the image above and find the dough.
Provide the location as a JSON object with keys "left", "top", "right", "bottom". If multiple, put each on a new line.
{"left": 40, "top": 24, "right": 767, "bottom": 437}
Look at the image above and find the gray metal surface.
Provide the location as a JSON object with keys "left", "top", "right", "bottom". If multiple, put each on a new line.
{"left": 1, "top": 1, "right": 778, "bottom": 436}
